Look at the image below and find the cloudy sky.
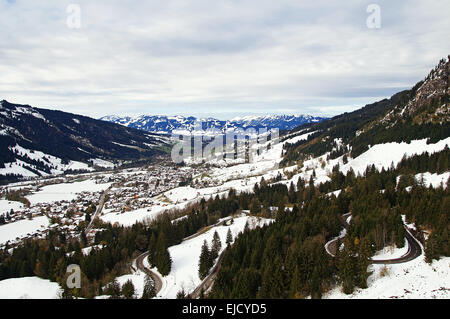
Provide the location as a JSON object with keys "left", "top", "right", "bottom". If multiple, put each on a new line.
{"left": 0, "top": 0, "right": 448, "bottom": 119}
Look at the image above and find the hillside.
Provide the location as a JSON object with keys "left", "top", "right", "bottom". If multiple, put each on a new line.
{"left": 282, "top": 56, "right": 449, "bottom": 165}
{"left": 205, "top": 56, "right": 449, "bottom": 299}
{"left": 0, "top": 100, "right": 170, "bottom": 182}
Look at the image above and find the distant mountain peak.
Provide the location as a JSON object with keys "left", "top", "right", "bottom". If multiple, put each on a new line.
{"left": 99, "top": 114, "right": 328, "bottom": 134}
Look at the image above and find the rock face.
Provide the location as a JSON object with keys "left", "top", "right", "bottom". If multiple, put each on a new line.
{"left": 381, "top": 56, "right": 449, "bottom": 127}
{"left": 281, "top": 56, "right": 450, "bottom": 163}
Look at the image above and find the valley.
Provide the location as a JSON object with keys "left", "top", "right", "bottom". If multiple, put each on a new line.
{"left": 0, "top": 56, "right": 448, "bottom": 300}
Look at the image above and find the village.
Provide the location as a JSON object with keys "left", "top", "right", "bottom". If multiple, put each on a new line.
{"left": 0, "top": 161, "right": 211, "bottom": 250}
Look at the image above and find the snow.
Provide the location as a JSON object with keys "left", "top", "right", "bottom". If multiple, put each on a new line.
{"left": 346, "top": 215, "right": 352, "bottom": 225}
{"left": 90, "top": 158, "right": 115, "bottom": 168}
{"left": 26, "top": 180, "right": 112, "bottom": 205}
{"left": 371, "top": 239, "right": 409, "bottom": 261}
{"left": 0, "top": 159, "right": 40, "bottom": 177}
{"left": 341, "top": 137, "right": 450, "bottom": 176}
{"left": 65, "top": 161, "right": 93, "bottom": 172}
{"left": 101, "top": 206, "right": 173, "bottom": 227}
{"left": 165, "top": 186, "right": 199, "bottom": 203}
{"left": 197, "top": 131, "right": 314, "bottom": 186}
{"left": 0, "top": 277, "right": 62, "bottom": 299}
{"left": 323, "top": 256, "right": 450, "bottom": 299}
{"left": 114, "top": 267, "right": 146, "bottom": 299}
{"left": 111, "top": 142, "right": 141, "bottom": 150}
{"left": 282, "top": 137, "right": 450, "bottom": 192}
{"left": 0, "top": 216, "right": 49, "bottom": 245}
{"left": 0, "top": 199, "right": 25, "bottom": 214}
{"left": 154, "top": 215, "right": 273, "bottom": 299}
{"left": 414, "top": 172, "right": 450, "bottom": 189}
{"left": 0, "top": 144, "right": 95, "bottom": 177}
{"left": 326, "top": 190, "right": 342, "bottom": 197}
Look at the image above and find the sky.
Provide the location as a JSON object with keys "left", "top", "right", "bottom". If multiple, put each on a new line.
{"left": 0, "top": 0, "right": 449, "bottom": 119}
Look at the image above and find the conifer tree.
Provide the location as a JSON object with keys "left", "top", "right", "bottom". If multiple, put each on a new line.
{"left": 141, "top": 274, "right": 156, "bottom": 299}
{"left": 211, "top": 231, "right": 221, "bottom": 260}
{"left": 147, "top": 232, "right": 157, "bottom": 267}
{"left": 226, "top": 228, "right": 233, "bottom": 246}
{"left": 121, "top": 279, "right": 135, "bottom": 299}
{"left": 198, "top": 240, "right": 212, "bottom": 280}
{"left": 154, "top": 232, "right": 172, "bottom": 276}
{"left": 106, "top": 279, "right": 121, "bottom": 299}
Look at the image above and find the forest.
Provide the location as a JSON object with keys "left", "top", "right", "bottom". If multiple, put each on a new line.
{"left": 0, "top": 149, "right": 448, "bottom": 298}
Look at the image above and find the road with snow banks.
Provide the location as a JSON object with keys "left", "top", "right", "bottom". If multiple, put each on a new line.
{"left": 324, "top": 213, "right": 422, "bottom": 264}
{"left": 134, "top": 217, "right": 231, "bottom": 298}
{"left": 188, "top": 249, "right": 226, "bottom": 299}
{"left": 135, "top": 251, "right": 163, "bottom": 295}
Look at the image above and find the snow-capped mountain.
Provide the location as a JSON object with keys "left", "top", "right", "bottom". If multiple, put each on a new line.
{"left": 99, "top": 114, "right": 327, "bottom": 134}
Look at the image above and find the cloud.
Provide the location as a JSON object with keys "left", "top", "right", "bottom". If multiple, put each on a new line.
{"left": 0, "top": 0, "right": 448, "bottom": 119}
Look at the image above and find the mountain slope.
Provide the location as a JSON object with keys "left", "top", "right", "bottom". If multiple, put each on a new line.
{"left": 0, "top": 100, "right": 170, "bottom": 181}
{"left": 282, "top": 56, "right": 449, "bottom": 165}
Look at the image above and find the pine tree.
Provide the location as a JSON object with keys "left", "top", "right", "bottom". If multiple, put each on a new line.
{"left": 121, "top": 279, "right": 135, "bottom": 299}
{"left": 288, "top": 265, "right": 303, "bottom": 298}
{"left": 337, "top": 238, "right": 356, "bottom": 294}
{"left": 355, "top": 238, "right": 372, "bottom": 289}
{"left": 211, "top": 231, "right": 221, "bottom": 260}
{"left": 141, "top": 274, "right": 156, "bottom": 299}
{"left": 158, "top": 247, "right": 172, "bottom": 276}
{"left": 154, "top": 232, "right": 172, "bottom": 276}
{"left": 258, "top": 256, "right": 284, "bottom": 298}
{"left": 147, "top": 232, "right": 157, "bottom": 267}
{"left": 198, "top": 240, "right": 212, "bottom": 280}
{"left": 226, "top": 228, "right": 233, "bottom": 246}
{"left": 106, "top": 279, "right": 121, "bottom": 299}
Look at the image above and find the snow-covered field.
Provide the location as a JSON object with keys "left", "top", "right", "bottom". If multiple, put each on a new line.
{"left": 152, "top": 214, "right": 273, "bottom": 299}
{"left": 0, "top": 199, "right": 24, "bottom": 214}
{"left": 371, "top": 239, "right": 409, "bottom": 261}
{"left": 414, "top": 172, "right": 450, "bottom": 188}
{"left": 114, "top": 266, "right": 146, "bottom": 299}
{"left": 282, "top": 137, "right": 450, "bottom": 190}
{"left": 0, "top": 144, "right": 95, "bottom": 177}
{"left": 26, "top": 180, "right": 112, "bottom": 205}
{"left": 0, "top": 277, "right": 62, "bottom": 299}
{"left": 101, "top": 205, "right": 186, "bottom": 227}
{"left": 324, "top": 254, "right": 450, "bottom": 299}
{"left": 341, "top": 137, "right": 450, "bottom": 176}
{"left": 0, "top": 216, "right": 49, "bottom": 245}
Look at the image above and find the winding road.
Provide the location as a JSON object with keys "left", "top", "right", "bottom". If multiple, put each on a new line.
{"left": 324, "top": 213, "right": 423, "bottom": 264}
{"left": 135, "top": 251, "right": 163, "bottom": 295}
{"left": 188, "top": 249, "right": 226, "bottom": 299}
{"left": 133, "top": 217, "right": 231, "bottom": 298}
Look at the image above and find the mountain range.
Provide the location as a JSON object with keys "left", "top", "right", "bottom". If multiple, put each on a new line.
{"left": 99, "top": 114, "right": 328, "bottom": 134}
{"left": 1, "top": 56, "right": 448, "bottom": 184}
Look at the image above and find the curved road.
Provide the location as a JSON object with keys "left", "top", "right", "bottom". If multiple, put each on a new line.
{"left": 324, "top": 213, "right": 422, "bottom": 264}
{"left": 135, "top": 251, "right": 163, "bottom": 295}
{"left": 134, "top": 217, "right": 230, "bottom": 298}
{"left": 188, "top": 249, "right": 226, "bottom": 299}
